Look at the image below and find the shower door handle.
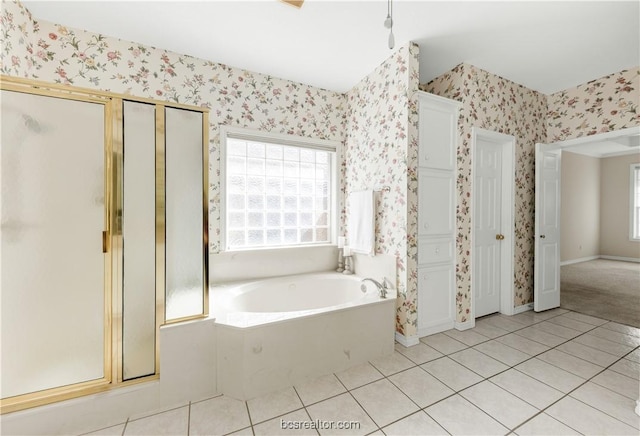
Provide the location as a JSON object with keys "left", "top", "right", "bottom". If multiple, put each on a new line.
{"left": 102, "top": 231, "right": 109, "bottom": 253}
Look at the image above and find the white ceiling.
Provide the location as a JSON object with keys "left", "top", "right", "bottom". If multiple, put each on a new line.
{"left": 21, "top": 0, "right": 640, "bottom": 94}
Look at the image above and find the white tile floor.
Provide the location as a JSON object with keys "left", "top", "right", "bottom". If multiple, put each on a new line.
{"left": 83, "top": 309, "right": 640, "bottom": 436}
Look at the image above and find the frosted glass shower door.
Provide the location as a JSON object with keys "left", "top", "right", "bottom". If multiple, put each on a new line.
{"left": 165, "top": 107, "right": 205, "bottom": 320}
{"left": 122, "top": 101, "right": 156, "bottom": 380}
{"left": 0, "top": 90, "right": 107, "bottom": 398}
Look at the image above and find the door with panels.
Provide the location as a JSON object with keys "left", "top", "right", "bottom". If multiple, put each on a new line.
{"left": 416, "top": 92, "right": 461, "bottom": 337}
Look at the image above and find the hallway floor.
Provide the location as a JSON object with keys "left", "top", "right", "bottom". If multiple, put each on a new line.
{"left": 82, "top": 309, "right": 640, "bottom": 435}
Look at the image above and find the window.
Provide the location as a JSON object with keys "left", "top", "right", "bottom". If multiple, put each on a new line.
{"left": 221, "top": 127, "right": 337, "bottom": 251}
{"left": 631, "top": 164, "right": 640, "bottom": 240}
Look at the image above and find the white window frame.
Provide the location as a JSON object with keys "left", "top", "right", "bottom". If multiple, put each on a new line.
{"left": 630, "top": 163, "right": 640, "bottom": 241}
{"left": 220, "top": 126, "right": 339, "bottom": 252}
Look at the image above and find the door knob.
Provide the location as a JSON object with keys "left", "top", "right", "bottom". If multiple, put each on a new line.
{"left": 495, "top": 234, "right": 505, "bottom": 240}
{"left": 540, "top": 234, "right": 546, "bottom": 239}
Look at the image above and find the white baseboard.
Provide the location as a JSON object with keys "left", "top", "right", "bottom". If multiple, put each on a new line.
{"left": 600, "top": 255, "right": 640, "bottom": 263}
{"left": 561, "top": 255, "right": 640, "bottom": 266}
{"left": 455, "top": 319, "right": 475, "bottom": 331}
{"left": 560, "top": 255, "right": 600, "bottom": 266}
{"left": 395, "top": 332, "right": 420, "bottom": 347}
{"left": 417, "top": 321, "right": 455, "bottom": 338}
{"left": 514, "top": 303, "right": 534, "bottom": 314}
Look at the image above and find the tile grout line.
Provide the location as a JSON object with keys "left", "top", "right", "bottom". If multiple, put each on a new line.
{"left": 411, "top": 311, "right": 636, "bottom": 434}
{"left": 447, "top": 312, "right": 609, "bottom": 434}
{"left": 90, "top": 310, "right": 635, "bottom": 435}
{"left": 508, "top": 330, "right": 639, "bottom": 433}
{"left": 243, "top": 400, "right": 255, "bottom": 436}
{"left": 291, "top": 385, "right": 321, "bottom": 436}
{"left": 186, "top": 401, "right": 191, "bottom": 436}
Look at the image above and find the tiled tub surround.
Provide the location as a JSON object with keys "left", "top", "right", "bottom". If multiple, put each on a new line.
{"left": 212, "top": 272, "right": 397, "bottom": 400}
{"left": 74, "top": 309, "right": 639, "bottom": 435}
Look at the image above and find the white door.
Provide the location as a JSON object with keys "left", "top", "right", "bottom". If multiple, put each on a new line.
{"left": 534, "top": 144, "right": 561, "bottom": 312}
{"left": 474, "top": 139, "right": 502, "bottom": 317}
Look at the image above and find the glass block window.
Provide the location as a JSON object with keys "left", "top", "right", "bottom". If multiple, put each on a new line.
{"left": 223, "top": 133, "right": 335, "bottom": 250}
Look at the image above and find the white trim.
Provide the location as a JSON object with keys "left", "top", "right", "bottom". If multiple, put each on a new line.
{"left": 600, "top": 255, "right": 640, "bottom": 263}
{"left": 416, "top": 90, "right": 463, "bottom": 110}
{"left": 220, "top": 125, "right": 339, "bottom": 152}
{"left": 601, "top": 149, "right": 640, "bottom": 158}
{"left": 560, "top": 255, "right": 601, "bottom": 266}
{"left": 470, "top": 127, "right": 516, "bottom": 320}
{"left": 548, "top": 126, "right": 640, "bottom": 151}
{"left": 630, "top": 164, "right": 640, "bottom": 241}
{"left": 536, "top": 127, "right": 640, "bottom": 313}
{"left": 219, "top": 125, "right": 340, "bottom": 252}
{"left": 418, "top": 321, "right": 455, "bottom": 338}
{"left": 514, "top": 303, "right": 534, "bottom": 314}
{"left": 395, "top": 332, "right": 420, "bottom": 347}
{"left": 455, "top": 319, "right": 475, "bottom": 331}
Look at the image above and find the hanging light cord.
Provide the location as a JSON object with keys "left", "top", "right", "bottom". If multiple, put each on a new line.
{"left": 384, "top": 0, "right": 395, "bottom": 49}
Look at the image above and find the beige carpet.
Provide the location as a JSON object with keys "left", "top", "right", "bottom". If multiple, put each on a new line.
{"left": 561, "top": 259, "right": 640, "bottom": 327}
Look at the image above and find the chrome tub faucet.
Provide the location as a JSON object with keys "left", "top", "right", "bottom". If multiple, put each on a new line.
{"left": 360, "top": 277, "right": 390, "bottom": 299}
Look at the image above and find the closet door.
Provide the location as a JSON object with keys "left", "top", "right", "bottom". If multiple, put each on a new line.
{"left": 417, "top": 265, "right": 455, "bottom": 332}
{"left": 418, "top": 171, "right": 455, "bottom": 236}
{"left": 416, "top": 91, "right": 460, "bottom": 336}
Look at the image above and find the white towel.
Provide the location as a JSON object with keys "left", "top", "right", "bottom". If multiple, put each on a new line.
{"left": 348, "top": 190, "right": 375, "bottom": 255}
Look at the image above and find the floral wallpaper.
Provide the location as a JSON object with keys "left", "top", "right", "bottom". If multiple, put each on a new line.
{"left": 0, "top": 0, "right": 36, "bottom": 77}
{"left": 423, "top": 64, "right": 639, "bottom": 323}
{"left": 343, "top": 43, "right": 420, "bottom": 337}
{"left": 2, "top": 0, "right": 422, "bottom": 336}
{"left": 4, "top": 0, "right": 637, "bottom": 335}
{"left": 0, "top": 0, "right": 347, "bottom": 256}
{"left": 547, "top": 68, "right": 640, "bottom": 142}
{"left": 423, "top": 63, "right": 548, "bottom": 322}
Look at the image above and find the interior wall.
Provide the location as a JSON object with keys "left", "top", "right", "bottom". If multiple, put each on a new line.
{"left": 0, "top": 1, "right": 35, "bottom": 77}
{"left": 560, "top": 151, "right": 601, "bottom": 262}
{"left": 600, "top": 153, "right": 640, "bottom": 259}
{"left": 422, "top": 63, "right": 547, "bottom": 321}
{"left": 343, "top": 43, "right": 420, "bottom": 337}
{"left": 547, "top": 68, "right": 640, "bottom": 142}
{"left": 2, "top": 0, "right": 420, "bottom": 335}
{"left": 423, "top": 64, "right": 640, "bottom": 321}
{"left": 0, "top": 0, "right": 348, "bottom": 274}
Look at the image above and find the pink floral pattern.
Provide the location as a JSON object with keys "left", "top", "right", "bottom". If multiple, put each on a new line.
{"left": 423, "top": 63, "right": 547, "bottom": 321}
{"left": 1, "top": 1, "right": 347, "bottom": 255}
{"left": 4, "top": 0, "right": 637, "bottom": 334}
{"left": 547, "top": 68, "right": 640, "bottom": 142}
{"left": 344, "top": 43, "right": 420, "bottom": 336}
{"left": 423, "top": 63, "right": 639, "bottom": 322}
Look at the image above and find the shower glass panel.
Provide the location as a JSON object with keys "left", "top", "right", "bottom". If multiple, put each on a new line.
{"left": 165, "top": 107, "right": 204, "bottom": 320}
{"left": 0, "top": 90, "right": 106, "bottom": 398}
{"left": 122, "top": 101, "right": 156, "bottom": 379}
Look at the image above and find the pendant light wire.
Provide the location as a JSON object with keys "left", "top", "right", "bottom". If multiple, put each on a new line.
{"left": 386, "top": 0, "right": 394, "bottom": 49}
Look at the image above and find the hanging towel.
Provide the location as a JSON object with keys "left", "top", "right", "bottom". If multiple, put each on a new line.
{"left": 348, "top": 190, "right": 375, "bottom": 255}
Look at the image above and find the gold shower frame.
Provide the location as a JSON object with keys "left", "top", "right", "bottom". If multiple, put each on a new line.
{"left": 0, "top": 76, "right": 210, "bottom": 414}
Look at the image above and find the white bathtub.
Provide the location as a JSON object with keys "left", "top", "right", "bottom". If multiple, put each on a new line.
{"left": 213, "top": 272, "right": 389, "bottom": 327}
{"left": 212, "top": 272, "right": 396, "bottom": 400}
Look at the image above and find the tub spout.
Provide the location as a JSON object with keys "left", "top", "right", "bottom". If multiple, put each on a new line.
{"left": 361, "top": 277, "right": 389, "bottom": 299}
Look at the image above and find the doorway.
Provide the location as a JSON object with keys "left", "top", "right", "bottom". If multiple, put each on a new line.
{"left": 472, "top": 128, "right": 515, "bottom": 318}
{"left": 534, "top": 126, "right": 640, "bottom": 314}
